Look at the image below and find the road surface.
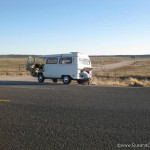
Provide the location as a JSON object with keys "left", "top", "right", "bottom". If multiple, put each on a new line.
{"left": 0, "top": 80, "right": 150, "bottom": 150}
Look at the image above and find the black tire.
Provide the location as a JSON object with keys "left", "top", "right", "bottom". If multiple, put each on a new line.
{"left": 38, "top": 74, "right": 45, "bottom": 83}
{"left": 77, "top": 79, "right": 90, "bottom": 85}
{"left": 62, "top": 76, "right": 71, "bottom": 85}
{"left": 77, "top": 80, "right": 84, "bottom": 84}
{"left": 52, "top": 79, "right": 58, "bottom": 83}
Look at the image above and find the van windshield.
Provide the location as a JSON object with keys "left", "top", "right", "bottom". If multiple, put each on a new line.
{"left": 79, "top": 58, "right": 90, "bottom": 65}
{"left": 36, "top": 57, "right": 45, "bottom": 64}
{"left": 46, "top": 57, "right": 58, "bottom": 64}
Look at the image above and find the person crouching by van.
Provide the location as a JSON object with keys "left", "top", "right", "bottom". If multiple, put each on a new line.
{"left": 80, "top": 70, "right": 91, "bottom": 79}
{"left": 80, "top": 70, "right": 91, "bottom": 85}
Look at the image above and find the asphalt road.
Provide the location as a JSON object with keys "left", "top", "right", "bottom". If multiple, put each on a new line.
{"left": 0, "top": 81, "right": 150, "bottom": 150}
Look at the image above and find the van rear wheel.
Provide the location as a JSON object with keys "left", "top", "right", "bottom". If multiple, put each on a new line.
{"left": 52, "top": 79, "right": 58, "bottom": 83}
{"left": 62, "top": 76, "right": 71, "bottom": 85}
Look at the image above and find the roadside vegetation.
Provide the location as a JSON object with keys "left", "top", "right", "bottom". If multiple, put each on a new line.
{"left": 0, "top": 55, "right": 150, "bottom": 87}
{"left": 0, "top": 57, "right": 30, "bottom": 76}
{"left": 91, "top": 56, "right": 150, "bottom": 87}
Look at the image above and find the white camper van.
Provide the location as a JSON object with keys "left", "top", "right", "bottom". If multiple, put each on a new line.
{"left": 26, "top": 52, "right": 92, "bottom": 85}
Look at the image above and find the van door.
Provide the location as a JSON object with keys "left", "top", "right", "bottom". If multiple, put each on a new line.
{"left": 43, "top": 57, "right": 59, "bottom": 78}
{"left": 56, "top": 57, "right": 76, "bottom": 79}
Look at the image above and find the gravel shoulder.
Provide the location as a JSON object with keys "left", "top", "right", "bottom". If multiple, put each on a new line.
{"left": 94, "top": 60, "right": 134, "bottom": 70}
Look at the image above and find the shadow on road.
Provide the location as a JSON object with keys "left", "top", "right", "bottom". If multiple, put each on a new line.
{"left": 0, "top": 81, "right": 63, "bottom": 86}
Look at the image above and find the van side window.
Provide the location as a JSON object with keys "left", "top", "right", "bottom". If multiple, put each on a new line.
{"left": 59, "top": 57, "right": 72, "bottom": 64}
{"left": 46, "top": 57, "right": 58, "bottom": 64}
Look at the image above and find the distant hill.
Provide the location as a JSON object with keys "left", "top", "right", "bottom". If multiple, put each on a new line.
{"left": 90, "top": 55, "right": 150, "bottom": 58}
{"left": 0, "top": 54, "right": 150, "bottom": 58}
{"left": 0, "top": 55, "right": 37, "bottom": 58}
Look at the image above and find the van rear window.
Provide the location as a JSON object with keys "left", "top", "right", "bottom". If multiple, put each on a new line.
{"left": 46, "top": 58, "right": 58, "bottom": 64}
{"left": 79, "top": 58, "right": 90, "bottom": 65}
{"left": 59, "top": 57, "right": 72, "bottom": 64}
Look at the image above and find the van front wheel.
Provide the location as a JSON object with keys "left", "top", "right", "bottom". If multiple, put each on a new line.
{"left": 62, "top": 76, "right": 71, "bottom": 85}
{"left": 38, "top": 74, "right": 45, "bottom": 83}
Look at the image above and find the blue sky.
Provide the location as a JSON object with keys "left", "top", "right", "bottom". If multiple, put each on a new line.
{"left": 0, "top": 0, "right": 150, "bottom": 55}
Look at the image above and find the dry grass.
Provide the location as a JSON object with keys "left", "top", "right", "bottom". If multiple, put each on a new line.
{"left": 0, "top": 57, "right": 30, "bottom": 76}
{"left": 92, "top": 57, "right": 150, "bottom": 87}
{"left": 91, "top": 77, "right": 127, "bottom": 86}
{"left": 90, "top": 56, "right": 130, "bottom": 67}
{"left": 110, "top": 59, "right": 150, "bottom": 77}
{"left": 126, "top": 76, "right": 150, "bottom": 87}
{"left": 91, "top": 77, "right": 150, "bottom": 87}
